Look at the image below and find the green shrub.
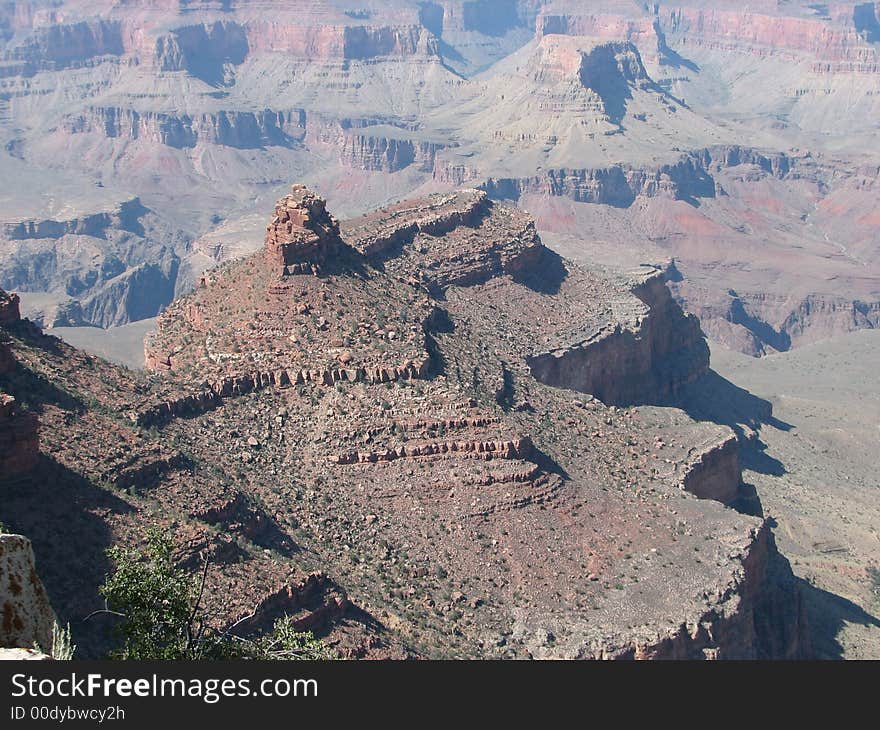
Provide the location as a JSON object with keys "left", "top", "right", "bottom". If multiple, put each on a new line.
{"left": 100, "top": 529, "right": 333, "bottom": 660}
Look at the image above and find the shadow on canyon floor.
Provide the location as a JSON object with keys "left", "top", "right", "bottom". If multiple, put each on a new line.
{"left": 512, "top": 248, "right": 568, "bottom": 295}
{"left": 799, "top": 579, "right": 880, "bottom": 659}
{"left": 0, "top": 455, "right": 134, "bottom": 658}
{"left": 677, "top": 369, "right": 791, "bottom": 478}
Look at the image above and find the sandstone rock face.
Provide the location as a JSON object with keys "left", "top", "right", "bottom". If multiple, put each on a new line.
{"left": 0, "top": 534, "right": 56, "bottom": 654}
{"left": 265, "top": 185, "right": 343, "bottom": 273}
{"left": 526, "top": 268, "right": 709, "bottom": 406}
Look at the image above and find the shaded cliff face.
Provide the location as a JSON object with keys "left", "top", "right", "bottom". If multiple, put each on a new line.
{"left": 525, "top": 270, "right": 709, "bottom": 407}
{"left": 2, "top": 187, "right": 806, "bottom": 659}
{"left": 0, "top": 287, "right": 40, "bottom": 477}
{"left": 0, "top": 393, "right": 39, "bottom": 476}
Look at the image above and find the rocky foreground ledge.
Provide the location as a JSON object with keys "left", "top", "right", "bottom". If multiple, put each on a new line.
{"left": 0, "top": 186, "right": 807, "bottom": 658}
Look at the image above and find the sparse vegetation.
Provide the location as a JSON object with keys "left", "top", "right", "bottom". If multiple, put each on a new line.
{"left": 99, "top": 529, "right": 333, "bottom": 660}
{"left": 50, "top": 622, "right": 76, "bottom": 660}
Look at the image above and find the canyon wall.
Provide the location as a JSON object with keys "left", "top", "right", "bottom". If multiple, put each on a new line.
{"left": 479, "top": 145, "right": 795, "bottom": 207}
{"left": 339, "top": 132, "right": 447, "bottom": 173}
{"left": 592, "top": 523, "right": 806, "bottom": 659}
{"left": 658, "top": 5, "right": 880, "bottom": 74}
{"left": 63, "top": 107, "right": 307, "bottom": 149}
{"left": 678, "top": 432, "right": 741, "bottom": 505}
{"left": 526, "top": 270, "right": 709, "bottom": 406}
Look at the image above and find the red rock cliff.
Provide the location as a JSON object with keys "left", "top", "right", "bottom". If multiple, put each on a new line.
{"left": 265, "top": 185, "right": 343, "bottom": 273}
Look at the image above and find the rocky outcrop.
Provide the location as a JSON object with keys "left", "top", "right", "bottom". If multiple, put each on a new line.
{"left": 481, "top": 146, "right": 795, "bottom": 207}
{"left": 132, "top": 357, "right": 431, "bottom": 428}
{"left": 1, "top": 196, "right": 153, "bottom": 243}
{"left": 331, "top": 435, "right": 533, "bottom": 465}
{"left": 111, "top": 452, "right": 191, "bottom": 491}
{"left": 0, "top": 534, "right": 57, "bottom": 654}
{"left": 340, "top": 132, "right": 447, "bottom": 173}
{"left": 526, "top": 269, "right": 709, "bottom": 406}
{"left": 681, "top": 286, "right": 880, "bottom": 357}
{"left": 0, "top": 289, "right": 19, "bottom": 375}
{"left": 0, "top": 199, "right": 185, "bottom": 328}
{"left": 589, "top": 523, "right": 805, "bottom": 659}
{"left": 0, "top": 288, "right": 20, "bottom": 324}
{"left": 343, "top": 189, "right": 545, "bottom": 290}
{"left": 127, "top": 386, "right": 221, "bottom": 427}
{"left": 678, "top": 433, "right": 742, "bottom": 505}
{"left": 345, "top": 188, "right": 490, "bottom": 257}
{"left": 154, "top": 21, "right": 248, "bottom": 82}
{"left": 4, "top": 211, "right": 115, "bottom": 241}
{"left": 0, "top": 395, "right": 40, "bottom": 477}
{"left": 265, "top": 185, "right": 344, "bottom": 273}
{"left": 193, "top": 493, "right": 285, "bottom": 548}
{"left": 229, "top": 572, "right": 348, "bottom": 636}
{"left": 3, "top": 19, "right": 125, "bottom": 70}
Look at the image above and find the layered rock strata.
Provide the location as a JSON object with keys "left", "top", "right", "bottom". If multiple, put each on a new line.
{"left": 2, "top": 185, "right": 807, "bottom": 659}
{"left": 524, "top": 268, "right": 708, "bottom": 406}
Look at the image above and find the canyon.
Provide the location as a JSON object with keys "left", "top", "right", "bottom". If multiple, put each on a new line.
{"left": 0, "top": 187, "right": 810, "bottom": 658}
{"left": 1, "top": 0, "right": 878, "bottom": 659}
{"left": 0, "top": 1, "right": 877, "bottom": 356}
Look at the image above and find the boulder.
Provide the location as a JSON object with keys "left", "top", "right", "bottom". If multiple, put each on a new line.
{"left": 0, "top": 534, "right": 57, "bottom": 654}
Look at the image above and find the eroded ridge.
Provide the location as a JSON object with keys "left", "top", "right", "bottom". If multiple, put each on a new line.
{"left": 1, "top": 190, "right": 807, "bottom": 659}
{"left": 342, "top": 189, "right": 545, "bottom": 291}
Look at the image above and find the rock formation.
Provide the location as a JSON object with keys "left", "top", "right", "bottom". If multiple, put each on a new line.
{"left": 525, "top": 268, "right": 709, "bottom": 406}
{"left": 0, "top": 534, "right": 57, "bottom": 654}
{"left": 229, "top": 572, "right": 349, "bottom": 636}
{"left": 126, "top": 186, "right": 809, "bottom": 658}
{"left": 265, "top": 185, "right": 344, "bottom": 274}
{"left": 0, "top": 288, "right": 20, "bottom": 325}
{"left": 1, "top": 287, "right": 39, "bottom": 476}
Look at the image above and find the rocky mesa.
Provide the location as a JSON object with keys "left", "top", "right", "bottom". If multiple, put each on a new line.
{"left": 2, "top": 185, "right": 809, "bottom": 659}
